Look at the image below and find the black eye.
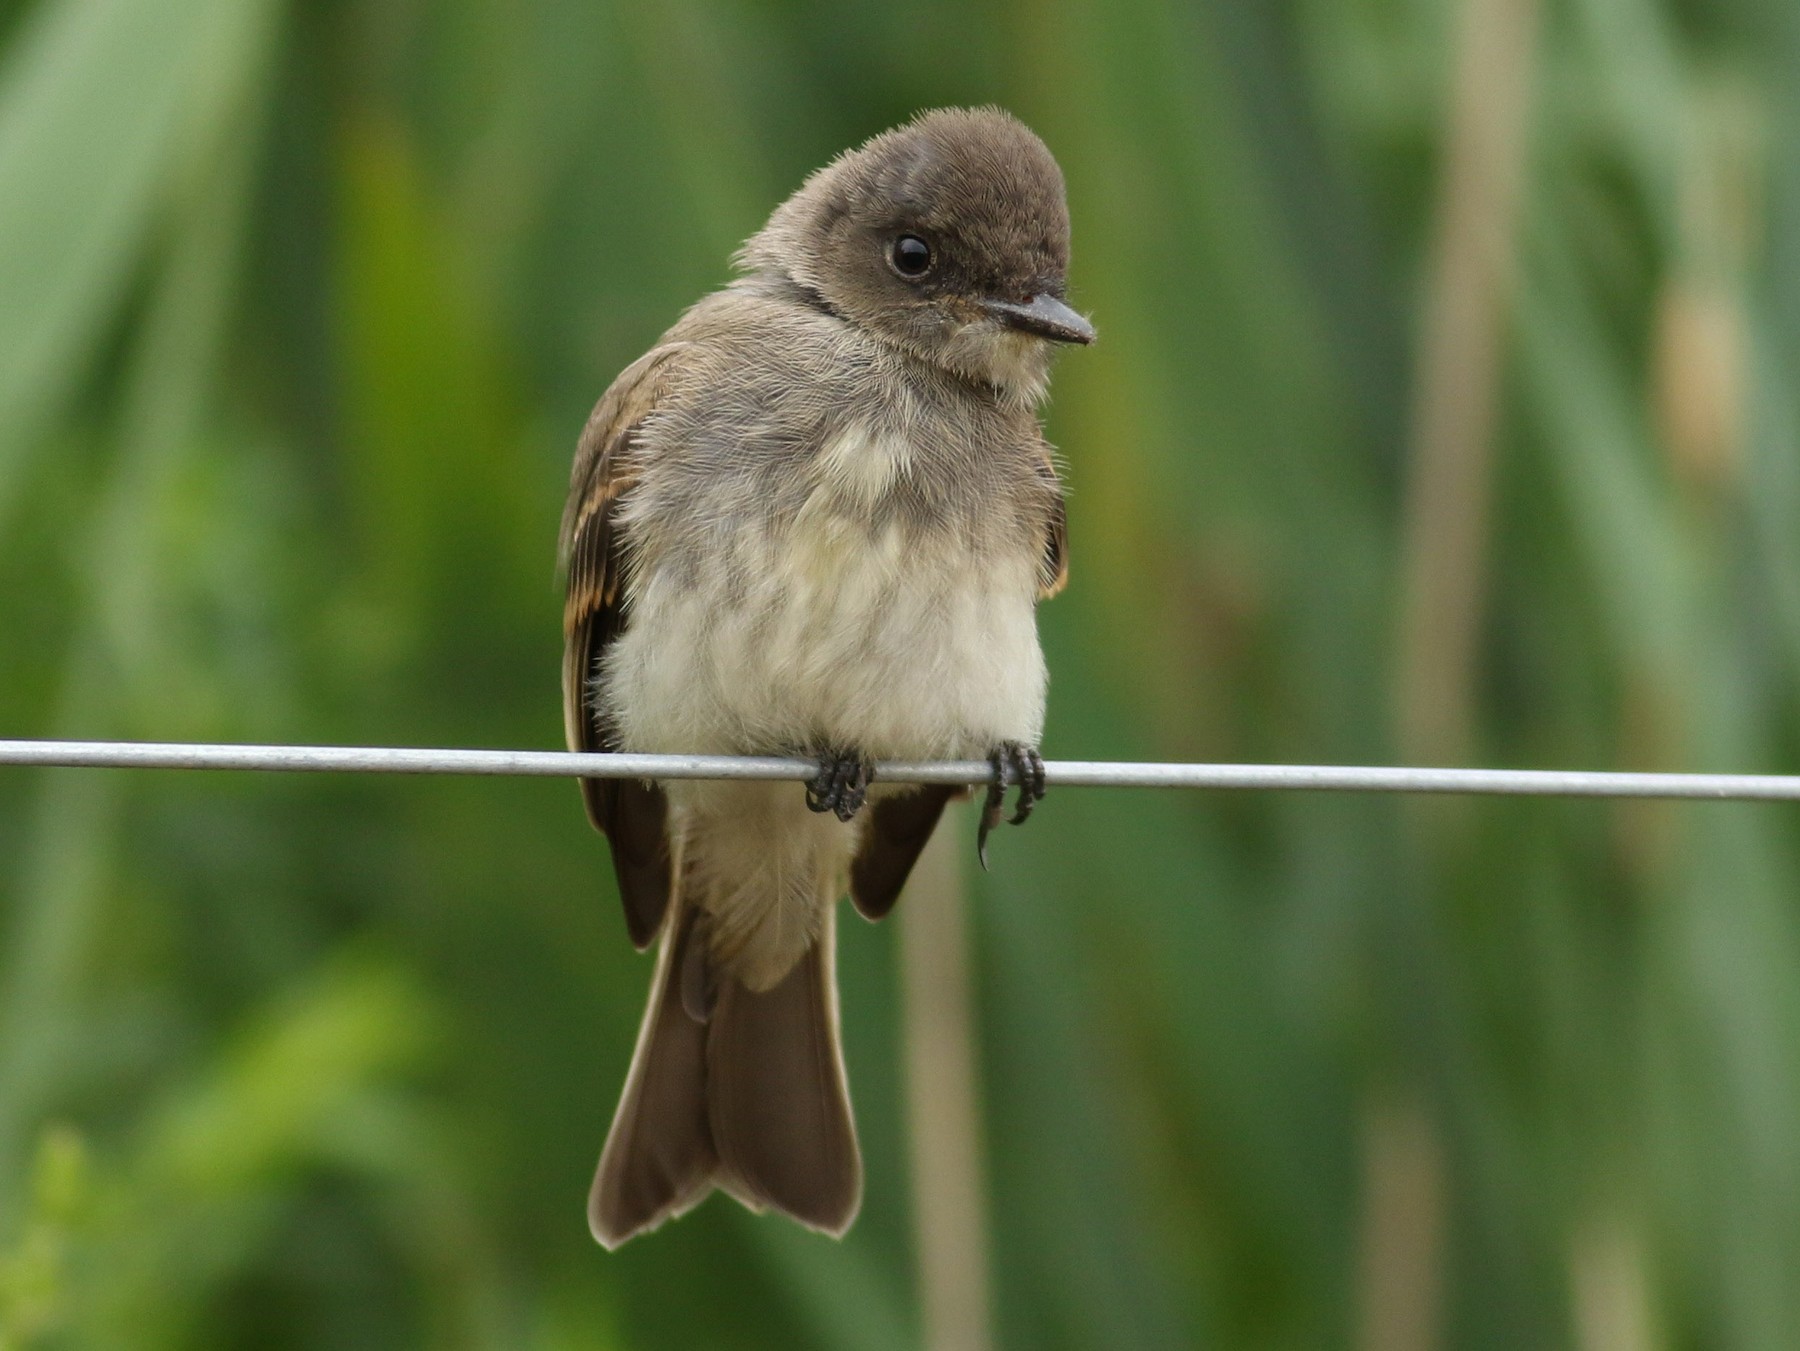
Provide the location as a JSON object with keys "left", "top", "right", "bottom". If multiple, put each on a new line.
{"left": 890, "top": 234, "right": 933, "bottom": 278}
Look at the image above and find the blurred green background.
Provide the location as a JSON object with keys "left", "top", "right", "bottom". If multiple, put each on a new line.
{"left": 3, "top": 0, "right": 1800, "bottom": 1346}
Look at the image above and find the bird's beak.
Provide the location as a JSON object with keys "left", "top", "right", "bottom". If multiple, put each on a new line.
{"left": 982, "top": 294, "right": 1096, "bottom": 345}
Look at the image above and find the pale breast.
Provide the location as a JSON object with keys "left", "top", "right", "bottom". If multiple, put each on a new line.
{"left": 604, "top": 422, "right": 1047, "bottom": 761}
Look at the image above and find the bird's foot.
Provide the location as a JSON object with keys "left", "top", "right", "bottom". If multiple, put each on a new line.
{"left": 978, "top": 741, "right": 1047, "bottom": 870}
{"left": 806, "top": 748, "right": 875, "bottom": 822}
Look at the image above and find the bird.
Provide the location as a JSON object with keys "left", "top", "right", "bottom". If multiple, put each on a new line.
{"left": 560, "top": 106, "right": 1092, "bottom": 1249}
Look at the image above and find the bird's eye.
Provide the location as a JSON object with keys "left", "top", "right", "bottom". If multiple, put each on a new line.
{"left": 890, "top": 234, "right": 933, "bottom": 278}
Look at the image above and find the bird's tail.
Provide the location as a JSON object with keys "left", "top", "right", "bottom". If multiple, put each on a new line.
{"left": 589, "top": 894, "right": 861, "bottom": 1248}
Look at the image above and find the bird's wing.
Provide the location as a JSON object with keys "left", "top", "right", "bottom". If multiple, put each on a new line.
{"left": 562, "top": 341, "right": 688, "bottom": 950}
{"left": 849, "top": 786, "right": 959, "bottom": 921}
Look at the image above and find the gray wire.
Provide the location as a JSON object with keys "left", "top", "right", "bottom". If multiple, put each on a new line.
{"left": 2, "top": 738, "right": 1800, "bottom": 801}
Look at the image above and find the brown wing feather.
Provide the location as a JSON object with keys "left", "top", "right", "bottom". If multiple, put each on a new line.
{"left": 563, "top": 343, "right": 688, "bottom": 950}
{"left": 849, "top": 786, "right": 961, "bottom": 921}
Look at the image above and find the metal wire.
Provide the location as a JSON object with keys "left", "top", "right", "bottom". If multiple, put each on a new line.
{"left": 2, "top": 738, "right": 1800, "bottom": 801}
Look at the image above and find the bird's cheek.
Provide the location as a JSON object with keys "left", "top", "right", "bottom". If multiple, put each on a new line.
{"left": 933, "top": 320, "right": 1049, "bottom": 401}
{"left": 981, "top": 330, "right": 1053, "bottom": 397}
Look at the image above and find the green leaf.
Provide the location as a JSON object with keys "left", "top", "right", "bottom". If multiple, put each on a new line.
{"left": 0, "top": 0, "right": 279, "bottom": 518}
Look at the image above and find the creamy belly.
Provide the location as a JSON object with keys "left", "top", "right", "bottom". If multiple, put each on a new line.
{"left": 603, "top": 430, "right": 1047, "bottom": 762}
{"left": 598, "top": 425, "right": 1047, "bottom": 986}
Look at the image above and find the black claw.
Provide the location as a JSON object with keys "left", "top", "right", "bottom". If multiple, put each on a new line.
{"left": 978, "top": 779, "right": 1005, "bottom": 871}
{"left": 978, "top": 741, "right": 1046, "bottom": 866}
{"left": 1008, "top": 745, "right": 1047, "bottom": 825}
{"left": 806, "top": 749, "right": 875, "bottom": 822}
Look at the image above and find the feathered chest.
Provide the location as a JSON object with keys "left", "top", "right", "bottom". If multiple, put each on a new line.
{"left": 726, "top": 420, "right": 1028, "bottom": 629}
{"left": 605, "top": 420, "right": 1050, "bottom": 758}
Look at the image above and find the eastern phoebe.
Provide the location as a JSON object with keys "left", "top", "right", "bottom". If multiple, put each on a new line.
{"left": 561, "top": 107, "right": 1092, "bottom": 1248}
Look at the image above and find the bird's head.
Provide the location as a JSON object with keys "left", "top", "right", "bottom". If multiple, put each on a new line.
{"left": 740, "top": 107, "right": 1093, "bottom": 405}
